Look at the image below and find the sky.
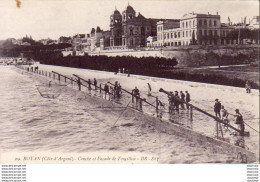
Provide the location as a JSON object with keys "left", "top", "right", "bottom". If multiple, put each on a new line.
{"left": 0, "top": 0, "right": 258, "bottom": 40}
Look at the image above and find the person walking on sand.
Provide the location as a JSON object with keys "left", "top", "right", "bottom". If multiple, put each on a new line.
{"left": 104, "top": 83, "right": 109, "bottom": 100}
{"left": 245, "top": 80, "right": 251, "bottom": 94}
{"left": 185, "top": 91, "right": 191, "bottom": 109}
{"left": 147, "top": 83, "right": 152, "bottom": 96}
{"left": 93, "top": 78, "right": 97, "bottom": 90}
{"left": 180, "top": 91, "right": 185, "bottom": 109}
{"left": 214, "top": 99, "right": 221, "bottom": 118}
{"left": 234, "top": 109, "right": 245, "bottom": 136}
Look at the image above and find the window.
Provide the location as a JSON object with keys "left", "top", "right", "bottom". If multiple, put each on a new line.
{"left": 186, "top": 22, "right": 188, "bottom": 28}
{"left": 186, "top": 31, "right": 188, "bottom": 37}
{"left": 209, "top": 20, "right": 212, "bottom": 27}
{"left": 215, "top": 30, "right": 218, "bottom": 36}
{"left": 204, "top": 30, "right": 207, "bottom": 36}
{"left": 182, "top": 22, "right": 184, "bottom": 28}
{"left": 183, "top": 32, "right": 185, "bottom": 37}
{"left": 209, "top": 30, "right": 212, "bottom": 36}
{"left": 199, "top": 30, "right": 202, "bottom": 36}
{"left": 193, "top": 20, "right": 195, "bottom": 27}
{"left": 130, "top": 28, "right": 133, "bottom": 36}
{"left": 204, "top": 20, "right": 207, "bottom": 26}
{"left": 189, "top": 21, "right": 191, "bottom": 27}
{"left": 214, "top": 20, "right": 217, "bottom": 26}
{"left": 199, "top": 20, "right": 202, "bottom": 27}
{"left": 167, "top": 33, "right": 169, "bottom": 39}
{"left": 171, "top": 33, "right": 173, "bottom": 39}
{"left": 178, "top": 32, "right": 180, "bottom": 38}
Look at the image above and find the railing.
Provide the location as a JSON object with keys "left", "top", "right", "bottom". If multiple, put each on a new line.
{"left": 17, "top": 65, "right": 250, "bottom": 140}
{"left": 14, "top": 65, "right": 256, "bottom": 162}
{"left": 158, "top": 88, "right": 249, "bottom": 140}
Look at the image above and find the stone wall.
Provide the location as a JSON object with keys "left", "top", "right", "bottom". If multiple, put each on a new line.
{"left": 85, "top": 45, "right": 259, "bottom": 67}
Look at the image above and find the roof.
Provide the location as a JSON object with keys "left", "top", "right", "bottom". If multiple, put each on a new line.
{"left": 136, "top": 13, "right": 146, "bottom": 20}
{"left": 181, "top": 13, "right": 220, "bottom": 20}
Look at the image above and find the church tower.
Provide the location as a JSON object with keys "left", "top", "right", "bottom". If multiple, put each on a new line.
{"left": 122, "top": 4, "right": 136, "bottom": 23}
{"left": 122, "top": 4, "right": 136, "bottom": 48}
{"left": 110, "top": 8, "right": 122, "bottom": 46}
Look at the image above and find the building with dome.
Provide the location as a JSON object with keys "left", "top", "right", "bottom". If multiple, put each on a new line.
{"left": 108, "top": 4, "right": 178, "bottom": 49}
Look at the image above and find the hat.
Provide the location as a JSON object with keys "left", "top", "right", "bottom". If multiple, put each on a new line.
{"left": 235, "top": 109, "right": 239, "bottom": 112}
{"left": 215, "top": 99, "right": 219, "bottom": 101}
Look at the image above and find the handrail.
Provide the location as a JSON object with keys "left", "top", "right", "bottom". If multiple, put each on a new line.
{"left": 108, "top": 81, "right": 157, "bottom": 109}
{"left": 159, "top": 88, "right": 242, "bottom": 133}
{"left": 52, "top": 71, "right": 76, "bottom": 82}
{"left": 72, "top": 74, "right": 103, "bottom": 90}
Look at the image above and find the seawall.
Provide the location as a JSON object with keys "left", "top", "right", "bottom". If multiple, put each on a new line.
{"left": 81, "top": 45, "right": 259, "bottom": 67}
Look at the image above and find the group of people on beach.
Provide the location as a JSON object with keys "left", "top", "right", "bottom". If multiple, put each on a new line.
{"left": 214, "top": 99, "right": 245, "bottom": 135}
{"left": 103, "top": 81, "right": 122, "bottom": 100}
{"left": 168, "top": 90, "right": 191, "bottom": 113}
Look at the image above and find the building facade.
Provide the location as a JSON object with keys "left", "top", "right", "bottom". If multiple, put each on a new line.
{"left": 109, "top": 4, "right": 174, "bottom": 49}
{"left": 153, "top": 12, "right": 236, "bottom": 47}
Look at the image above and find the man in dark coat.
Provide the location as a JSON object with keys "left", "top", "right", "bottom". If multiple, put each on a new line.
{"left": 185, "top": 91, "right": 191, "bottom": 109}
{"left": 214, "top": 99, "right": 221, "bottom": 118}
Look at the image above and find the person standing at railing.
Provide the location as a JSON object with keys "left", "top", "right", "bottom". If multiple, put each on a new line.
{"left": 173, "top": 91, "right": 180, "bottom": 114}
{"left": 180, "top": 91, "right": 185, "bottom": 109}
{"left": 88, "top": 79, "right": 92, "bottom": 90}
{"left": 185, "top": 91, "right": 190, "bottom": 109}
{"left": 234, "top": 109, "right": 245, "bottom": 136}
{"left": 104, "top": 83, "right": 109, "bottom": 100}
{"left": 214, "top": 99, "right": 221, "bottom": 118}
{"left": 221, "top": 106, "right": 229, "bottom": 123}
{"left": 147, "top": 83, "right": 152, "bottom": 97}
{"left": 132, "top": 86, "right": 140, "bottom": 103}
{"left": 117, "top": 83, "right": 122, "bottom": 98}
{"left": 168, "top": 92, "right": 174, "bottom": 113}
{"left": 114, "top": 81, "right": 119, "bottom": 97}
{"left": 93, "top": 78, "right": 97, "bottom": 90}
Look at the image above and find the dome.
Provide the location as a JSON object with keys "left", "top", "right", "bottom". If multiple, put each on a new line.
{"left": 126, "top": 4, "right": 135, "bottom": 12}
{"left": 113, "top": 9, "right": 121, "bottom": 15}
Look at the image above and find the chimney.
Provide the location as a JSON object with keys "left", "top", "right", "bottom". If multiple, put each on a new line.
{"left": 208, "top": 12, "right": 209, "bottom": 15}
{"left": 216, "top": 12, "right": 218, "bottom": 15}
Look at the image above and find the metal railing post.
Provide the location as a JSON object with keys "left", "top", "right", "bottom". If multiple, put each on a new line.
{"left": 132, "top": 90, "right": 134, "bottom": 103}
{"left": 140, "top": 99, "right": 143, "bottom": 111}
{"left": 190, "top": 105, "right": 193, "bottom": 122}
{"left": 156, "top": 97, "right": 159, "bottom": 111}
{"left": 77, "top": 78, "right": 81, "bottom": 91}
